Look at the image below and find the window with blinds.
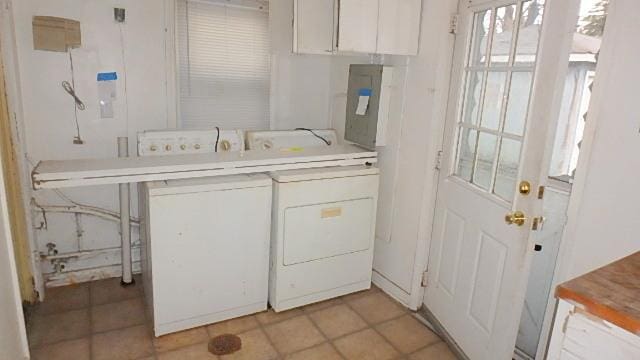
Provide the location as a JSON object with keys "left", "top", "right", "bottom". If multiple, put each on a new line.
{"left": 176, "top": 0, "right": 270, "bottom": 130}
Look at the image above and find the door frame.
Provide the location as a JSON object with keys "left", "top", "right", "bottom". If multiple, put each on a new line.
{"left": 535, "top": 0, "right": 616, "bottom": 358}
{"left": 413, "top": 0, "right": 586, "bottom": 356}
{"left": 0, "top": 85, "right": 29, "bottom": 358}
{"left": 0, "top": 0, "right": 43, "bottom": 301}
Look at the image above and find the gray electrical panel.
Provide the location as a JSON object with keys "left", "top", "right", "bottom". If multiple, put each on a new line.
{"left": 345, "top": 65, "right": 384, "bottom": 150}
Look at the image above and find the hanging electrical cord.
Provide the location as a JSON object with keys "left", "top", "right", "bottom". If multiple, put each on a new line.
{"left": 215, "top": 126, "right": 220, "bottom": 152}
{"left": 61, "top": 81, "right": 85, "bottom": 110}
{"left": 295, "top": 128, "right": 331, "bottom": 146}
{"left": 63, "top": 51, "right": 85, "bottom": 144}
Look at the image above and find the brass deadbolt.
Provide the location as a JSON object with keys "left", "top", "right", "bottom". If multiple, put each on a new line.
{"left": 519, "top": 181, "right": 531, "bottom": 195}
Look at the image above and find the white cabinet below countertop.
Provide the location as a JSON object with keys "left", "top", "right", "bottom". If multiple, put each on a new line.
{"left": 293, "top": 0, "right": 421, "bottom": 56}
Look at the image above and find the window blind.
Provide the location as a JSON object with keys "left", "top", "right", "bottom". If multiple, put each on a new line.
{"left": 177, "top": 0, "right": 270, "bottom": 130}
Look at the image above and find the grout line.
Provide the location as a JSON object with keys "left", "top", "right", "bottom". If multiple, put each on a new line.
{"left": 88, "top": 284, "right": 93, "bottom": 360}
{"left": 341, "top": 292, "right": 408, "bottom": 356}
{"left": 257, "top": 314, "right": 284, "bottom": 359}
{"left": 304, "top": 308, "right": 347, "bottom": 360}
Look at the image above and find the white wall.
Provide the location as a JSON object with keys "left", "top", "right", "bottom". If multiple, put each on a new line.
{"left": 10, "top": 0, "right": 169, "bottom": 287}
{"left": 8, "top": 0, "right": 370, "bottom": 288}
{"left": 375, "top": 0, "right": 457, "bottom": 307}
{"left": 558, "top": 0, "right": 640, "bottom": 280}
{"left": 269, "top": 0, "right": 368, "bottom": 131}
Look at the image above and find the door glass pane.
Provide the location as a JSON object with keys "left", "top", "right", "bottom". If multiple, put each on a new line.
{"left": 452, "top": 2, "right": 545, "bottom": 203}
{"left": 469, "top": 10, "right": 493, "bottom": 66}
{"left": 461, "top": 71, "right": 484, "bottom": 126}
{"left": 455, "top": 128, "right": 478, "bottom": 181}
{"left": 480, "top": 72, "right": 507, "bottom": 130}
{"left": 515, "top": 0, "right": 545, "bottom": 65}
{"left": 473, "top": 132, "right": 498, "bottom": 190}
{"left": 490, "top": 5, "right": 518, "bottom": 66}
{"left": 494, "top": 138, "right": 522, "bottom": 200}
{"left": 504, "top": 72, "right": 533, "bottom": 135}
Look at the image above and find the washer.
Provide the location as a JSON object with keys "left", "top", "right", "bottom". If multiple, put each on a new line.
{"left": 246, "top": 130, "right": 380, "bottom": 311}
{"left": 137, "top": 129, "right": 271, "bottom": 336}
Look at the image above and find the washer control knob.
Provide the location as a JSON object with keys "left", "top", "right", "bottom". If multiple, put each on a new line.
{"left": 219, "top": 140, "right": 231, "bottom": 151}
{"left": 180, "top": 144, "right": 187, "bottom": 150}
{"left": 194, "top": 144, "right": 201, "bottom": 150}
{"left": 165, "top": 144, "right": 172, "bottom": 151}
{"left": 150, "top": 145, "right": 157, "bottom": 152}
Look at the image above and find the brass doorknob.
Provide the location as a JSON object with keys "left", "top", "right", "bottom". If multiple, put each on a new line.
{"left": 505, "top": 211, "right": 526, "bottom": 226}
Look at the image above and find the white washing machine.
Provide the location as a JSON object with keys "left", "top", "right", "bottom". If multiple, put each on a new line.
{"left": 246, "top": 130, "right": 380, "bottom": 311}
{"left": 137, "top": 129, "right": 271, "bottom": 336}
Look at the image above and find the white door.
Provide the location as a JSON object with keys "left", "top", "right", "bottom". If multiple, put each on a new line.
{"left": 424, "top": 0, "right": 569, "bottom": 358}
{"left": 0, "top": 150, "right": 29, "bottom": 359}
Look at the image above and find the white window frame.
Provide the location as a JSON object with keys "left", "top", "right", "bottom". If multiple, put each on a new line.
{"left": 163, "top": 0, "right": 271, "bottom": 130}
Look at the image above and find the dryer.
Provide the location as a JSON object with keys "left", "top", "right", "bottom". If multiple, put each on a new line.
{"left": 246, "top": 130, "right": 379, "bottom": 311}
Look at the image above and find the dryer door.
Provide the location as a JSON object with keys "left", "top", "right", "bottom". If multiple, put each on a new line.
{"left": 283, "top": 197, "right": 375, "bottom": 265}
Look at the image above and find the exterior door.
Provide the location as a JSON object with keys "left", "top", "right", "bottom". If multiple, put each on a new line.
{"left": 424, "top": 0, "right": 566, "bottom": 359}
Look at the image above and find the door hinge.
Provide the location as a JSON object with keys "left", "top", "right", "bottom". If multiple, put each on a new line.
{"left": 449, "top": 14, "right": 459, "bottom": 35}
{"left": 537, "top": 186, "right": 545, "bottom": 199}
{"left": 435, "top": 150, "right": 443, "bottom": 170}
{"left": 421, "top": 270, "right": 429, "bottom": 287}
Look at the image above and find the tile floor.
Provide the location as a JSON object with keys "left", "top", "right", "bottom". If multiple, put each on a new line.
{"left": 26, "top": 277, "right": 457, "bottom": 360}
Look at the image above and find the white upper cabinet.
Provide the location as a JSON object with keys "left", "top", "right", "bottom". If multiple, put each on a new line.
{"left": 336, "top": 0, "right": 379, "bottom": 53}
{"left": 293, "top": 0, "right": 336, "bottom": 54}
{"left": 292, "top": 0, "right": 421, "bottom": 56}
{"left": 376, "top": 0, "right": 421, "bottom": 55}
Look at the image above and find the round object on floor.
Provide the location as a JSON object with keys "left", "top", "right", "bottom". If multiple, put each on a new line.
{"left": 208, "top": 334, "right": 242, "bottom": 355}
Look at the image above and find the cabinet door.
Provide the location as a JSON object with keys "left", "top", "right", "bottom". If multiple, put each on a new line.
{"left": 293, "top": 0, "right": 335, "bottom": 54}
{"left": 376, "top": 0, "right": 421, "bottom": 55}
{"left": 337, "top": 0, "right": 378, "bottom": 53}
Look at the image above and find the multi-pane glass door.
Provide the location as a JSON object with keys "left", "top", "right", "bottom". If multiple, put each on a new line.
{"left": 454, "top": 1, "right": 545, "bottom": 202}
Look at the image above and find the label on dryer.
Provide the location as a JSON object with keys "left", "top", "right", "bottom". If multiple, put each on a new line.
{"left": 321, "top": 207, "right": 342, "bottom": 219}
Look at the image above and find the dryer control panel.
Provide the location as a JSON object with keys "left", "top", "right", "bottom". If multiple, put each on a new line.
{"left": 137, "top": 129, "right": 243, "bottom": 156}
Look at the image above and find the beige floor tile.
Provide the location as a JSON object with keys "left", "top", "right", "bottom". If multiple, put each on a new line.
{"left": 92, "top": 325, "right": 154, "bottom": 360}
{"left": 255, "top": 308, "right": 304, "bottom": 325}
{"left": 309, "top": 304, "right": 367, "bottom": 339}
{"left": 285, "top": 343, "right": 344, "bottom": 360}
{"left": 207, "top": 315, "right": 259, "bottom": 336}
{"left": 219, "top": 328, "right": 278, "bottom": 360}
{"left": 333, "top": 328, "right": 399, "bottom": 360}
{"left": 154, "top": 326, "right": 209, "bottom": 353}
{"left": 301, "top": 297, "right": 344, "bottom": 314}
{"left": 91, "top": 297, "right": 146, "bottom": 333}
{"left": 347, "top": 292, "right": 405, "bottom": 324}
{"left": 30, "top": 337, "right": 90, "bottom": 360}
{"left": 29, "top": 308, "right": 90, "bottom": 347}
{"left": 264, "top": 315, "right": 325, "bottom": 354}
{"left": 376, "top": 315, "right": 440, "bottom": 354}
{"left": 35, "top": 284, "right": 90, "bottom": 315}
{"left": 341, "top": 286, "right": 380, "bottom": 303}
{"left": 157, "top": 342, "right": 217, "bottom": 360}
{"left": 90, "top": 275, "right": 143, "bottom": 305}
{"left": 409, "top": 342, "right": 457, "bottom": 360}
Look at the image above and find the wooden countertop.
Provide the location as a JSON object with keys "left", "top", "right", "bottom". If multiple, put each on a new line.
{"left": 556, "top": 252, "right": 640, "bottom": 335}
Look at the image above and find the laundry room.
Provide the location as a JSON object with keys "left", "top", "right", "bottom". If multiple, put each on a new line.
{"left": 1, "top": 0, "right": 639, "bottom": 359}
